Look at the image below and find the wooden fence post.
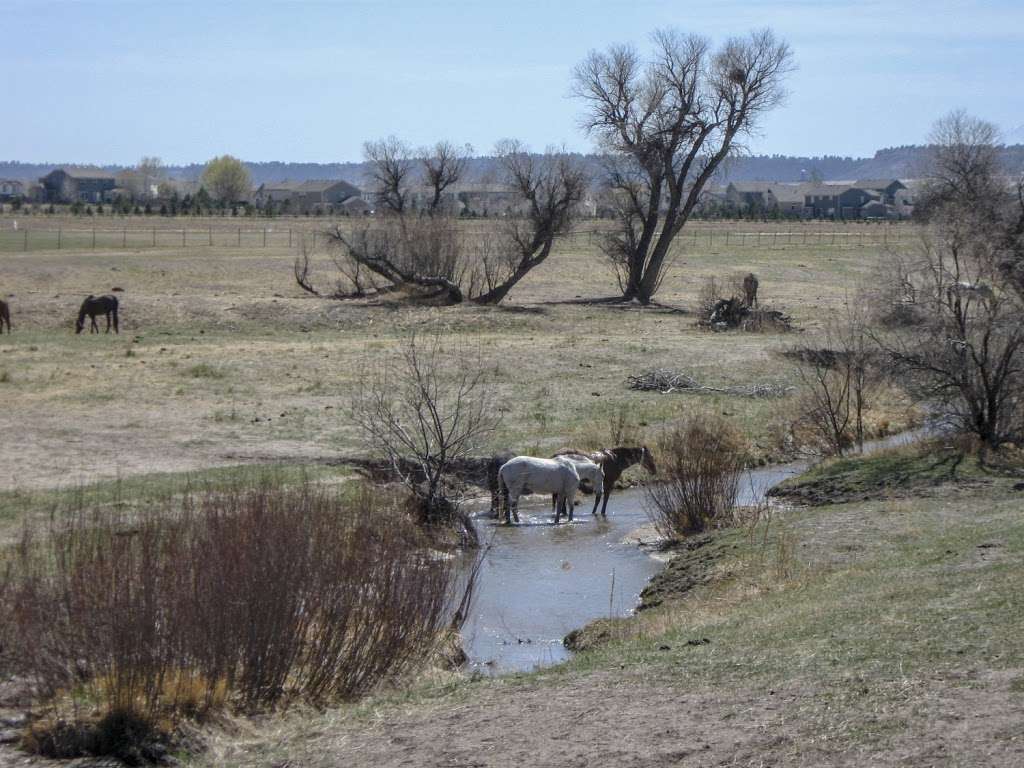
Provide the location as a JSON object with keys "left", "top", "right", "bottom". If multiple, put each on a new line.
{"left": 122, "top": 228, "right": 127, "bottom": 248}
{"left": 92, "top": 228, "right": 96, "bottom": 249}
{"left": 24, "top": 229, "right": 28, "bottom": 251}
{"left": 182, "top": 229, "right": 186, "bottom": 247}
{"left": 152, "top": 228, "right": 156, "bottom": 247}
{"left": 263, "top": 228, "right": 267, "bottom": 247}
{"left": 209, "top": 226, "right": 213, "bottom": 246}
{"left": 57, "top": 227, "right": 62, "bottom": 249}
{"left": 238, "top": 227, "right": 241, "bottom": 247}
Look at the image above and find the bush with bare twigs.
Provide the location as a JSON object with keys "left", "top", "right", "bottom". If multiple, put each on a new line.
{"left": 1, "top": 477, "right": 472, "bottom": 760}
{"left": 644, "top": 416, "right": 747, "bottom": 538}
{"left": 349, "top": 332, "right": 500, "bottom": 542}
{"left": 789, "top": 303, "right": 881, "bottom": 456}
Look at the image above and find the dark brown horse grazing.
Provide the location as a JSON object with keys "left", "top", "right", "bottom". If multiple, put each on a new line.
{"left": 551, "top": 445, "right": 657, "bottom": 517}
{"left": 76, "top": 294, "right": 119, "bottom": 334}
{"left": 0, "top": 299, "right": 10, "bottom": 334}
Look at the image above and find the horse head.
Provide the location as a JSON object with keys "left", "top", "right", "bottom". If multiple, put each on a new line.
{"left": 641, "top": 445, "right": 658, "bottom": 476}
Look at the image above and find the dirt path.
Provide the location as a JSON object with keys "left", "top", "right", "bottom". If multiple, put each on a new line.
{"left": 200, "top": 669, "right": 1024, "bottom": 768}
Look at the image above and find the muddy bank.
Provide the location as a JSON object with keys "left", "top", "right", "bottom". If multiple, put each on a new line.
{"left": 562, "top": 532, "right": 737, "bottom": 652}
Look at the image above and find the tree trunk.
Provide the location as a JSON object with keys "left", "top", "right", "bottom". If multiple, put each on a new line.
{"left": 472, "top": 244, "right": 552, "bottom": 305}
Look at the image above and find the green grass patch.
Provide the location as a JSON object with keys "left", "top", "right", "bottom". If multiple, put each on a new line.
{"left": 769, "top": 441, "right": 989, "bottom": 505}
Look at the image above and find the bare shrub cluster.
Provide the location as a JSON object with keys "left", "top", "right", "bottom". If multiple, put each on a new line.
{"left": 350, "top": 332, "right": 500, "bottom": 541}
{"left": 789, "top": 303, "right": 881, "bottom": 456}
{"left": 644, "top": 416, "right": 746, "bottom": 538}
{"left": 1, "top": 478, "right": 467, "bottom": 757}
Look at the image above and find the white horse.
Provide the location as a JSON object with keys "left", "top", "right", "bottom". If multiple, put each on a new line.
{"left": 548, "top": 458, "right": 604, "bottom": 520}
{"left": 497, "top": 456, "right": 580, "bottom": 525}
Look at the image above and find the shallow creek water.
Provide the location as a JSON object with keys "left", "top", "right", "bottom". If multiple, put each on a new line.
{"left": 460, "top": 427, "right": 928, "bottom": 674}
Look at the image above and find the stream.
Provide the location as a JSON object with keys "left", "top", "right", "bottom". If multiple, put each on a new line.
{"left": 460, "top": 427, "right": 930, "bottom": 674}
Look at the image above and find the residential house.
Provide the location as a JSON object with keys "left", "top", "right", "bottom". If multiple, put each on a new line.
{"left": 254, "top": 179, "right": 361, "bottom": 213}
{"left": 727, "top": 179, "right": 911, "bottom": 219}
{"left": 40, "top": 168, "right": 117, "bottom": 203}
{"left": 854, "top": 179, "right": 907, "bottom": 205}
{"left": 725, "top": 182, "right": 807, "bottom": 217}
{"left": 0, "top": 179, "right": 25, "bottom": 200}
{"left": 339, "top": 196, "right": 372, "bottom": 215}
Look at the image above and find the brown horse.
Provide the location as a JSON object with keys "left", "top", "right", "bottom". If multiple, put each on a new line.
{"left": 551, "top": 445, "right": 657, "bottom": 517}
{"left": 76, "top": 295, "right": 119, "bottom": 334}
{"left": 0, "top": 300, "right": 9, "bottom": 334}
{"left": 742, "top": 273, "right": 759, "bottom": 308}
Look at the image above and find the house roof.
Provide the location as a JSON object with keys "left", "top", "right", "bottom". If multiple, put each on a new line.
{"left": 855, "top": 178, "right": 905, "bottom": 191}
{"left": 259, "top": 179, "right": 360, "bottom": 196}
{"left": 294, "top": 179, "right": 360, "bottom": 195}
{"left": 54, "top": 167, "right": 117, "bottom": 180}
{"left": 726, "top": 181, "right": 778, "bottom": 193}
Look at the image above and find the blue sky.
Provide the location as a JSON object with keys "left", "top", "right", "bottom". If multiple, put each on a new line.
{"left": 3, "top": 0, "right": 1023, "bottom": 165}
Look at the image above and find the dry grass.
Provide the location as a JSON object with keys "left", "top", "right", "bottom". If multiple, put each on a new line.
{"left": 0, "top": 219, "right": 920, "bottom": 502}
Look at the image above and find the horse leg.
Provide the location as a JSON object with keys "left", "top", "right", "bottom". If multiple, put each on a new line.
{"left": 90, "top": 315, "right": 99, "bottom": 333}
{"left": 105, "top": 312, "right": 111, "bottom": 333}
{"left": 112, "top": 310, "right": 119, "bottom": 334}
{"left": 600, "top": 488, "right": 611, "bottom": 517}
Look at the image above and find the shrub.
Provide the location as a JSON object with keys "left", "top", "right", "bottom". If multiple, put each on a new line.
{"left": 644, "top": 415, "right": 746, "bottom": 538}
{"left": 2, "top": 478, "right": 468, "bottom": 758}
{"left": 185, "top": 363, "right": 225, "bottom": 379}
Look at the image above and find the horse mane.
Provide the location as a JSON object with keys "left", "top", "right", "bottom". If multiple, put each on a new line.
{"left": 77, "top": 295, "right": 94, "bottom": 322}
{"left": 607, "top": 446, "right": 643, "bottom": 461}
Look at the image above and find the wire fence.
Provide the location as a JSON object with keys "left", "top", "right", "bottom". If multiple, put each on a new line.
{"left": 0, "top": 226, "right": 311, "bottom": 252}
{"left": 565, "top": 225, "right": 908, "bottom": 249}
{"left": 0, "top": 222, "right": 911, "bottom": 253}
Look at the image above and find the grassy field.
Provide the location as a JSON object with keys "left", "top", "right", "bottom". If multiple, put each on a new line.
{"left": 0, "top": 219, "right": 918, "bottom": 497}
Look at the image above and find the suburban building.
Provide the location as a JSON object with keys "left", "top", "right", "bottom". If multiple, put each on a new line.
{"left": 725, "top": 179, "right": 911, "bottom": 219}
{"left": 40, "top": 168, "right": 117, "bottom": 203}
{"left": 0, "top": 179, "right": 25, "bottom": 200}
{"left": 339, "top": 196, "right": 372, "bottom": 215}
{"left": 854, "top": 179, "right": 907, "bottom": 205}
{"left": 254, "top": 180, "right": 361, "bottom": 213}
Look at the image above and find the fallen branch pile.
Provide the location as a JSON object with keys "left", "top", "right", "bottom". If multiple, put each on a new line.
{"left": 627, "top": 368, "right": 793, "bottom": 398}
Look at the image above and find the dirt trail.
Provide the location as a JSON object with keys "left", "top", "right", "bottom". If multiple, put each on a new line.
{"left": 200, "top": 670, "right": 1024, "bottom": 768}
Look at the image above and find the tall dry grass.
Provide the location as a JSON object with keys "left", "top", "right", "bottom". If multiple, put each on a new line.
{"left": 1, "top": 477, "right": 469, "bottom": 756}
{"left": 644, "top": 416, "right": 747, "bottom": 538}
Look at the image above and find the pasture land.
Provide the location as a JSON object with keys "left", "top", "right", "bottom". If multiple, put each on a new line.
{"left": 0, "top": 219, "right": 918, "bottom": 498}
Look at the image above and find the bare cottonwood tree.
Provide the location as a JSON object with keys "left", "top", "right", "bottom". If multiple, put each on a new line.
{"left": 573, "top": 28, "right": 793, "bottom": 303}
{"left": 364, "top": 136, "right": 416, "bottom": 214}
{"left": 916, "top": 111, "right": 1024, "bottom": 299}
{"left": 421, "top": 141, "right": 473, "bottom": 214}
{"left": 322, "top": 140, "right": 585, "bottom": 305}
{"left": 350, "top": 332, "right": 501, "bottom": 533}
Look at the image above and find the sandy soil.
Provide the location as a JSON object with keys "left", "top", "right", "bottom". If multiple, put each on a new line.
{"left": 191, "top": 669, "right": 1024, "bottom": 768}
